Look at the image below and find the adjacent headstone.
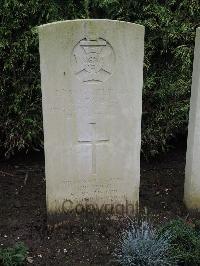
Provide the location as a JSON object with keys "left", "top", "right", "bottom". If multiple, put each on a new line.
{"left": 39, "top": 19, "right": 144, "bottom": 222}
{"left": 185, "top": 27, "right": 200, "bottom": 210}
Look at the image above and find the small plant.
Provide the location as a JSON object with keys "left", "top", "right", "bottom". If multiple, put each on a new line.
{"left": 159, "top": 219, "right": 200, "bottom": 266}
{"left": 114, "top": 219, "right": 176, "bottom": 266}
{"left": 0, "top": 242, "right": 28, "bottom": 266}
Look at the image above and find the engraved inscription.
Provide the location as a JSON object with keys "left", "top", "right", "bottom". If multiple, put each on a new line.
{"left": 71, "top": 38, "right": 115, "bottom": 83}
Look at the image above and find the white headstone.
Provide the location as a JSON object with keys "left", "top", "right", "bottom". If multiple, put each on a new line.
{"left": 39, "top": 19, "right": 144, "bottom": 222}
{"left": 185, "top": 27, "right": 200, "bottom": 210}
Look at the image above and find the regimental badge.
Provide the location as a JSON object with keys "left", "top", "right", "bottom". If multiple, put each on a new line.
{"left": 71, "top": 38, "right": 115, "bottom": 83}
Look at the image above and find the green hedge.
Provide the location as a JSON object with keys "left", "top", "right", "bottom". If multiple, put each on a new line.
{"left": 1, "top": 0, "right": 200, "bottom": 157}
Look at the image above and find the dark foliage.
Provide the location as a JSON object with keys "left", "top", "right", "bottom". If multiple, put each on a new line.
{"left": 159, "top": 219, "right": 200, "bottom": 265}
{"left": 0, "top": 242, "right": 27, "bottom": 266}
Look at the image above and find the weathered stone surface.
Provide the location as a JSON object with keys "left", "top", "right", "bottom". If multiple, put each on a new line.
{"left": 185, "top": 27, "right": 200, "bottom": 210}
{"left": 39, "top": 19, "right": 144, "bottom": 219}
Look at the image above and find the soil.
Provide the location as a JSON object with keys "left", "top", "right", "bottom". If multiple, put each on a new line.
{"left": 0, "top": 146, "right": 193, "bottom": 265}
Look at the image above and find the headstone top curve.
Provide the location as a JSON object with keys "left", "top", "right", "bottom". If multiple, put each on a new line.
{"left": 38, "top": 19, "right": 144, "bottom": 31}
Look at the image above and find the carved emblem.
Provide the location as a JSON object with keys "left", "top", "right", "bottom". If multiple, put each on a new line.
{"left": 71, "top": 38, "right": 115, "bottom": 83}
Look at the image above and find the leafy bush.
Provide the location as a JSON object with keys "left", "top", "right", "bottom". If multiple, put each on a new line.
{"left": 159, "top": 219, "right": 200, "bottom": 266}
{"left": 114, "top": 219, "right": 177, "bottom": 265}
{"left": 1, "top": 0, "right": 200, "bottom": 157}
{"left": 0, "top": 242, "right": 28, "bottom": 266}
{"left": 0, "top": 0, "right": 60, "bottom": 157}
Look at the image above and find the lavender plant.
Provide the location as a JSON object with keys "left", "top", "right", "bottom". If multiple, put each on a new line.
{"left": 114, "top": 220, "right": 177, "bottom": 266}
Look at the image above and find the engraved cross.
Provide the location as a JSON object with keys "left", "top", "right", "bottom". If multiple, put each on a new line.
{"left": 78, "top": 122, "right": 109, "bottom": 175}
